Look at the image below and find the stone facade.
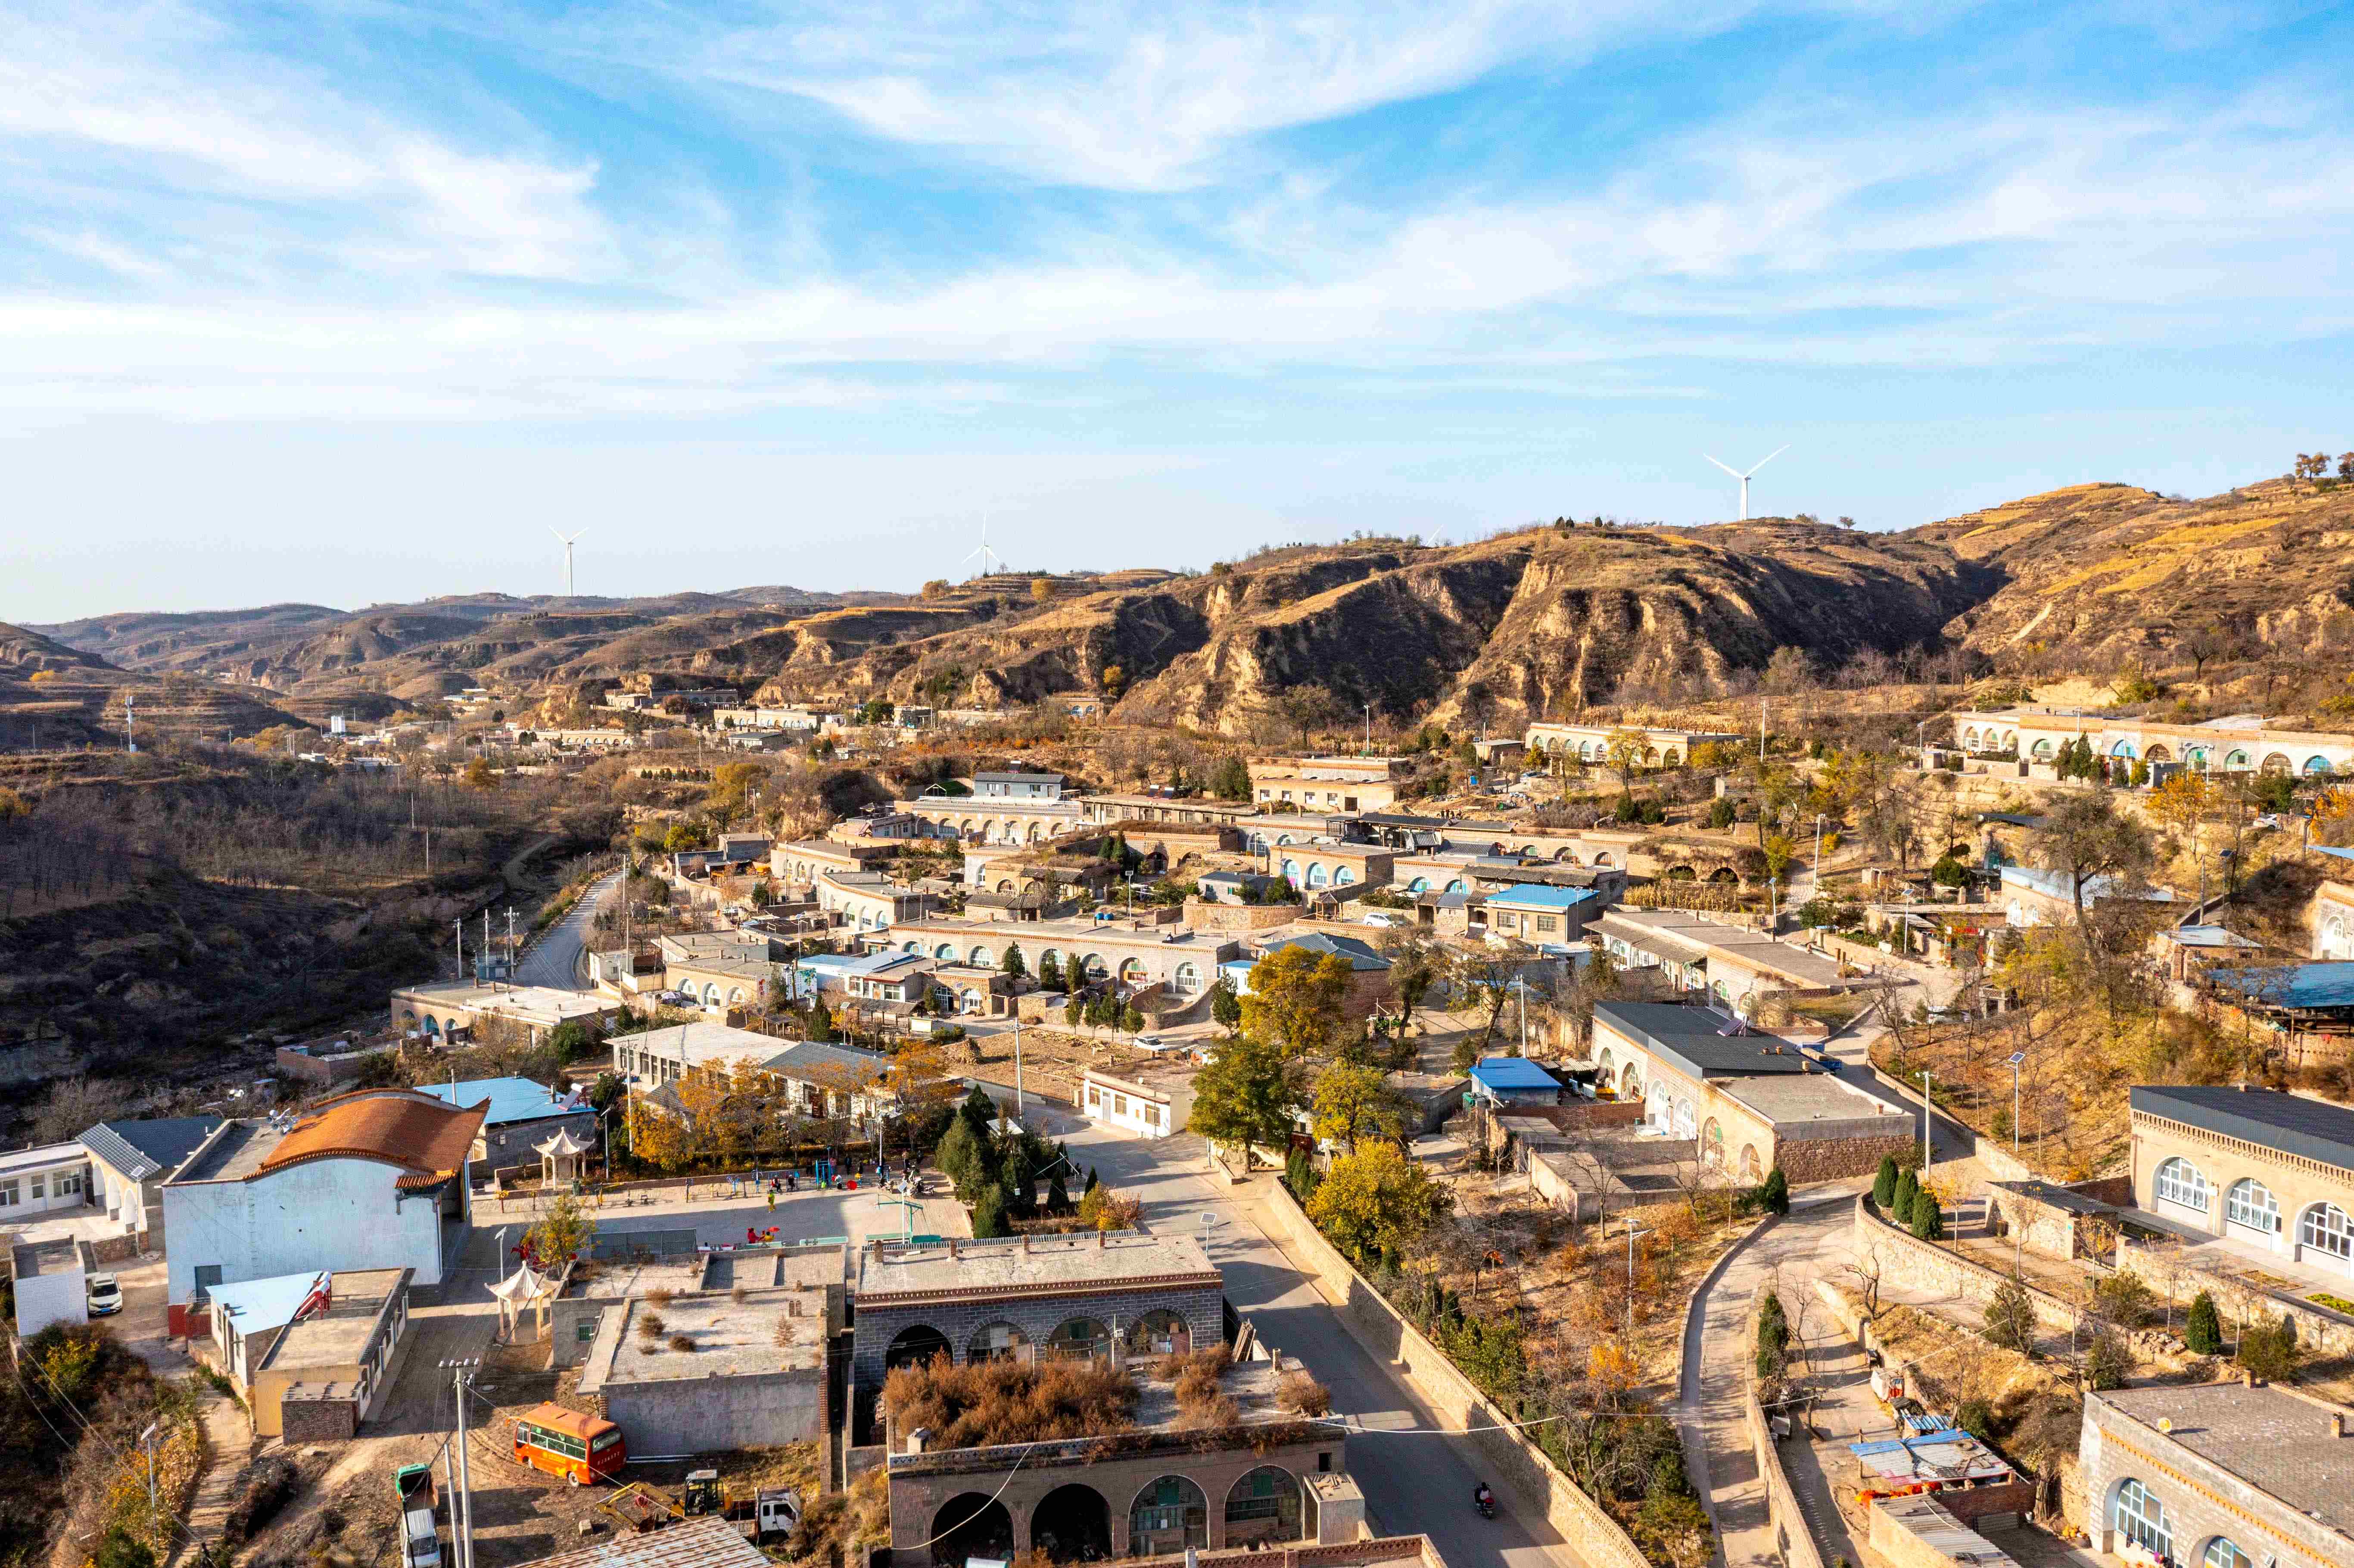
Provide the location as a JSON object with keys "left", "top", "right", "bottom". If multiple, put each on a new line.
{"left": 1775, "top": 1130, "right": 1918, "bottom": 1184}
{"left": 2081, "top": 1385, "right": 2349, "bottom": 1568}
{"left": 2129, "top": 1089, "right": 2354, "bottom": 1285}
{"left": 277, "top": 1384, "right": 360, "bottom": 1443}
{"left": 886, "top": 1427, "right": 1350, "bottom": 1559}
{"left": 852, "top": 1275, "right": 1226, "bottom": 1394}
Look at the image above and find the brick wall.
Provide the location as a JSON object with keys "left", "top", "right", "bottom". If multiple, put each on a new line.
{"left": 279, "top": 1389, "right": 359, "bottom": 1443}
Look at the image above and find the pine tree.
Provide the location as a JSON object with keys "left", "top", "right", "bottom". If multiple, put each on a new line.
{"left": 1892, "top": 1165, "right": 1920, "bottom": 1219}
{"left": 1872, "top": 1154, "right": 1899, "bottom": 1209}
{"left": 971, "top": 1185, "right": 1009, "bottom": 1238}
{"left": 1047, "top": 1174, "right": 1071, "bottom": 1214}
{"left": 1038, "top": 951, "right": 1062, "bottom": 989}
{"left": 2186, "top": 1290, "right": 2223, "bottom": 1355}
{"left": 1760, "top": 1166, "right": 1789, "bottom": 1216}
{"left": 1909, "top": 1186, "right": 1944, "bottom": 1239}
{"left": 1983, "top": 1274, "right": 2037, "bottom": 1353}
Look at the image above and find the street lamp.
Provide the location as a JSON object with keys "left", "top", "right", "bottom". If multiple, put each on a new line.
{"left": 2007, "top": 1050, "right": 2026, "bottom": 1154}
{"left": 1621, "top": 1220, "right": 1650, "bottom": 1344}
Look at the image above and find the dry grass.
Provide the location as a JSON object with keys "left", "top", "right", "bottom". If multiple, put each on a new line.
{"left": 881, "top": 1356, "right": 1137, "bottom": 1448}
{"left": 666, "top": 1332, "right": 696, "bottom": 1353}
{"left": 646, "top": 1287, "right": 676, "bottom": 1306}
{"left": 1277, "top": 1372, "right": 1331, "bottom": 1416}
{"left": 635, "top": 1311, "right": 666, "bottom": 1339}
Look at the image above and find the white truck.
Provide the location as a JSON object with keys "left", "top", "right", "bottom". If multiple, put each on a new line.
{"left": 394, "top": 1464, "right": 442, "bottom": 1568}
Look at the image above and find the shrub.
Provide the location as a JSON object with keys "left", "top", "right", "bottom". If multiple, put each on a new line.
{"left": 1908, "top": 1187, "right": 1943, "bottom": 1240}
{"left": 95, "top": 1531, "right": 156, "bottom": 1568}
{"left": 881, "top": 1356, "right": 1137, "bottom": 1448}
{"left": 668, "top": 1333, "right": 697, "bottom": 1353}
{"left": 646, "top": 1287, "right": 676, "bottom": 1307}
{"left": 636, "top": 1312, "right": 667, "bottom": 1338}
{"left": 222, "top": 1455, "right": 300, "bottom": 1546}
{"left": 2185, "top": 1291, "right": 2223, "bottom": 1355}
{"left": 2092, "top": 1272, "right": 2155, "bottom": 1329}
{"left": 971, "top": 1186, "right": 1010, "bottom": 1238}
{"left": 2083, "top": 1326, "right": 2131, "bottom": 1391}
{"left": 1277, "top": 1372, "right": 1331, "bottom": 1416}
{"left": 1891, "top": 1166, "right": 1919, "bottom": 1219}
{"left": 1756, "top": 1294, "right": 1790, "bottom": 1378}
{"left": 1983, "top": 1276, "right": 2037, "bottom": 1355}
{"left": 1872, "top": 1154, "right": 1899, "bottom": 1209}
{"left": 1955, "top": 1399, "right": 1995, "bottom": 1442}
{"left": 2237, "top": 1313, "right": 2301, "bottom": 1381}
{"left": 1759, "top": 1167, "right": 1789, "bottom": 1216}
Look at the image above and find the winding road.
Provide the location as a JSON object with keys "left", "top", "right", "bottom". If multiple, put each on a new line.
{"left": 513, "top": 867, "right": 621, "bottom": 990}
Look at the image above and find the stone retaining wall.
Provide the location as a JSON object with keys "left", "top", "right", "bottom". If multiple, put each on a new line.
{"left": 1850, "top": 1196, "right": 2086, "bottom": 1336}
{"left": 1254, "top": 1185, "right": 1653, "bottom": 1568}
{"left": 2113, "top": 1239, "right": 2354, "bottom": 1359}
{"left": 1744, "top": 1278, "right": 1830, "bottom": 1568}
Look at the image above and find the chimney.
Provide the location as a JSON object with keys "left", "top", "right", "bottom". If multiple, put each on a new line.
{"left": 2334, "top": 1412, "right": 2346, "bottom": 1439}
{"left": 948, "top": 1239, "right": 959, "bottom": 1260}
{"left": 906, "top": 1426, "right": 930, "bottom": 1455}
{"left": 1097, "top": 1229, "right": 1106, "bottom": 1249}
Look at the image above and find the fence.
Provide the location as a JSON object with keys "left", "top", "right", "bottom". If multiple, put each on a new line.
{"left": 1253, "top": 1185, "right": 1653, "bottom": 1568}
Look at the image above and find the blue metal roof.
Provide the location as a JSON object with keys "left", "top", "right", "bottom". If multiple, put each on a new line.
{"left": 210, "top": 1270, "right": 327, "bottom": 1334}
{"left": 2206, "top": 961, "right": 2354, "bottom": 1011}
{"left": 417, "top": 1077, "right": 576, "bottom": 1128}
{"left": 1484, "top": 884, "right": 1598, "bottom": 910}
{"left": 1469, "top": 1057, "right": 1560, "bottom": 1090}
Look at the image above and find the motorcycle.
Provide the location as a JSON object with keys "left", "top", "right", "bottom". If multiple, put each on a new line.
{"left": 1474, "top": 1490, "right": 1495, "bottom": 1520}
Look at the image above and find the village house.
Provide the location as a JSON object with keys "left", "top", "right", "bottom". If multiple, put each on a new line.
{"left": 1592, "top": 906, "right": 1856, "bottom": 1018}
{"left": 974, "top": 770, "right": 1067, "bottom": 800}
{"left": 1220, "top": 930, "right": 1393, "bottom": 1022}
{"left": 414, "top": 1077, "right": 595, "bottom": 1173}
{"left": 1523, "top": 722, "right": 1742, "bottom": 769}
{"left": 2197, "top": 963, "right": 2354, "bottom": 1070}
{"left": 850, "top": 1229, "right": 1227, "bottom": 1395}
{"left": 1482, "top": 884, "right": 1605, "bottom": 948}
{"left": 575, "top": 1267, "right": 832, "bottom": 1454}
{"left": 2309, "top": 848, "right": 2354, "bottom": 959}
{"left": 1266, "top": 840, "right": 1394, "bottom": 895}
{"left": 1997, "top": 863, "right": 2181, "bottom": 930}
{"left": 2080, "top": 1381, "right": 2351, "bottom": 1568}
{"left": 208, "top": 1266, "right": 414, "bottom": 1440}
{"left": 1080, "top": 1069, "right": 1186, "bottom": 1139}
{"left": 872, "top": 916, "right": 1234, "bottom": 1005}
{"left": 161, "top": 1089, "right": 487, "bottom": 1330}
{"left": 900, "top": 786, "right": 1087, "bottom": 845}
{"left": 2128, "top": 1084, "right": 2354, "bottom": 1282}
{"left": 1246, "top": 756, "right": 1410, "bottom": 813}
{"left": 771, "top": 837, "right": 897, "bottom": 889}
{"left": 884, "top": 1348, "right": 1359, "bottom": 1562}
{"left": 1593, "top": 1001, "right": 1913, "bottom": 1183}
{"left": 389, "top": 980, "right": 622, "bottom": 1045}
{"left": 0, "top": 1140, "right": 95, "bottom": 1226}
{"left": 1950, "top": 706, "right": 2354, "bottom": 779}
{"left": 78, "top": 1117, "right": 222, "bottom": 1252}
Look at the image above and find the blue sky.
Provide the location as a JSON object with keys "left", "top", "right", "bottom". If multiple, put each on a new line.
{"left": 4, "top": 0, "right": 2351, "bottom": 619}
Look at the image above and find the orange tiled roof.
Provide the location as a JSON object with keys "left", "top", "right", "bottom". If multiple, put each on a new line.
{"left": 258, "top": 1088, "right": 489, "bottom": 1189}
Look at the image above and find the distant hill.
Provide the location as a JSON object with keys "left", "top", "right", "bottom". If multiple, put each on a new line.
{"left": 26, "top": 476, "right": 2354, "bottom": 739}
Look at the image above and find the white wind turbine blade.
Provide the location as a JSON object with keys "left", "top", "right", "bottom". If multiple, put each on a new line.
{"left": 1744, "top": 445, "right": 1789, "bottom": 478}
{"left": 1704, "top": 455, "right": 1742, "bottom": 479}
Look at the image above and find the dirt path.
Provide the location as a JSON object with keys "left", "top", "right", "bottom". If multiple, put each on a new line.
{"left": 173, "top": 1383, "right": 255, "bottom": 1566}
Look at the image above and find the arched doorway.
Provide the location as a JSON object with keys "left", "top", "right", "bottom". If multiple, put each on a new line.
{"left": 930, "top": 1493, "right": 1013, "bottom": 1567}
{"left": 885, "top": 1325, "right": 950, "bottom": 1372}
{"left": 1739, "top": 1145, "right": 1762, "bottom": 1183}
{"left": 1047, "top": 1316, "right": 1111, "bottom": 1361}
{"left": 1028, "top": 1484, "right": 1111, "bottom": 1562}
{"left": 1127, "top": 1309, "right": 1191, "bottom": 1357}
{"left": 1224, "top": 1466, "right": 1304, "bottom": 1544}
{"left": 1130, "top": 1476, "right": 1208, "bottom": 1557}
{"left": 966, "top": 1322, "right": 1029, "bottom": 1362}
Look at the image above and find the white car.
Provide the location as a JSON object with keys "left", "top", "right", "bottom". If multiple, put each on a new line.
{"left": 86, "top": 1274, "right": 122, "bottom": 1316}
{"left": 1360, "top": 912, "right": 1396, "bottom": 928}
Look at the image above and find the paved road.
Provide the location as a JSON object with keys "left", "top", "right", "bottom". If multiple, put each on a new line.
{"left": 1057, "top": 1111, "right": 1587, "bottom": 1568}
{"left": 513, "top": 868, "right": 620, "bottom": 991}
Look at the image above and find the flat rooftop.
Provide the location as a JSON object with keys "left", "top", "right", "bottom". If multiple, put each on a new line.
{"left": 857, "top": 1231, "right": 1218, "bottom": 1305}
{"left": 2131, "top": 1084, "right": 2354, "bottom": 1173}
{"left": 2100, "top": 1382, "right": 2354, "bottom": 1533}
{"left": 1596, "top": 909, "right": 1851, "bottom": 988}
{"left": 10, "top": 1238, "right": 85, "bottom": 1278}
{"left": 0, "top": 1142, "right": 87, "bottom": 1177}
{"left": 1721, "top": 1073, "right": 1912, "bottom": 1130}
{"left": 175, "top": 1120, "right": 287, "bottom": 1181}
{"left": 266, "top": 1269, "right": 408, "bottom": 1369}
{"left": 576, "top": 1288, "right": 828, "bottom": 1392}
{"left": 562, "top": 1247, "right": 843, "bottom": 1301}
{"left": 1597, "top": 1001, "right": 1827, "bottom": 1079}
{"left": 396, "top": 982, "right": 619, "bottom": 1021}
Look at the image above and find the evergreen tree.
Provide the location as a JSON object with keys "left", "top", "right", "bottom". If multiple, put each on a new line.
{"left": 1983, "top": 1274, "right": 2037, "bottom": 1354}
{"left": 1084, "top": 1166, "right": 1100, "bottom": 1197}
{"left": 1760, "top": 1166, "right": 1790, "bottom": 1216}
{"left": 1909, "top": 1186, "right": 1944, "bottom": 1239}
{"left": 1038, "top": 950, "right": 1063, "bottom": 989}
{"left": 1891, "top": 1166, "right": 1920, "bottom": 1218}
{"left": 1000, "top": 945, "right": 1028, "bottom": 979}
{"left": 1046, "top": 1174, "right": 1071, "bottom": 1213}
{"left": 971, "top": 1185, "right": 1009, "bottom": 1238}
{"left": 2185, "top": 1290, "right": 2223, "bottom": 1355}
{"left": 1872, "top": 1154, "right": 1899, "bottom": 1209}
{"left": 806, "top": 1000, "right": 838, "bottom": 1042}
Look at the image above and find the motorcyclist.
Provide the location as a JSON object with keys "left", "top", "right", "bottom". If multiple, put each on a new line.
{"left": 1473, "top": 1484, "right": 1494, "bottom": 1514}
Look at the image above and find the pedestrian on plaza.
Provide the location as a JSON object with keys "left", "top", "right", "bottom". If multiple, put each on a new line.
{"left": 767, "top": 1190, "right": 777, "bottom": 1213}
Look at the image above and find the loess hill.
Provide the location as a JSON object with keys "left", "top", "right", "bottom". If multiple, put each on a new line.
{"left": 21, "top": 476, "right": 2354, "bottom": 737}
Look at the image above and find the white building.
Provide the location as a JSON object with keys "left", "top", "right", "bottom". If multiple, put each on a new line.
{"left": 0, "top": 1142, "right": 93, "bottom": 1220}
{"left": 1080, "top": 1070, "right": 1182, "bottom": 1139}
{"left": 1950, "top": 707, "right": 2354, "bottom": 777}
{"left": 160, "top": 1089, "right": 486, "bottom": 1329}
{"left": 10, "top": 1238, "right": 91, "bottom": 1338}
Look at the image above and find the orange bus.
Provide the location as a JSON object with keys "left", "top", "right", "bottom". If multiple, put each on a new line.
{"left": 512, "top": 1404, "right": 624, "bottom": 1485}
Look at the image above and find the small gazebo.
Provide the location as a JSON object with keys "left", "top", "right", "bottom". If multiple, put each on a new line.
{"left": 536, "top": 1126, "right": 592, "bottom": 1189}
{"left": 490, "top": 1260, "right": 557, "bottom": 1344}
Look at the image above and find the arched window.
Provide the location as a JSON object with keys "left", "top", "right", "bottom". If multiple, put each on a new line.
{"left": 1275, "top": 834, "right": 1294, "bottom": 846}
{"left": 2031, "top": 739, "right": 2055, "bottom": 759}
{"left": 1407, "top": 877, "right": 1430, "bottom": 893}
{"left": 1701, "top": 1120, "right": 1725, "bottom": 1168}
{"left": 1672, "top": 1098, "right": 1696, "bottom": 1139}
{"left": 2261, "top": 752, "right": 2292, "bottom": 775}
{"left": 1224, "top": 1467, "right": 1303, "bottom": 1541}
{"left": 1039, "top": 949, "right": 1062, "bottom": 977}
{"left": 1047, "top": 1317, "right": 1111, "bottom": 1359}
{"left": 935, "top": 943, "right": 957, "bottom": 961}
{"left": 2111, "top": 740, "right": 2136, "bottom": 758}
{"left": 2002, "top": 731, "right": 2018, "bottom": 752}
{"left": 2322, "top": 915, "right": 2353, "bottom": 961}
{"left": 1444, "top": 879, "right": 1467, "bottom": 894}
{"left": 903, "top": 940, "right": 922, "bottom": 954}
{"left": 1280, "top": 859, "right": 1300, "bottom": 880}
{"left": 1739, "top": 1145, "right": 1762, "bottom": 1183}
{"left": 2306, "top": 756, "right": 2335, "bottom": 776}
{"left": 1963, "top": 728, "right": 1980, "bottom": 750}
{"left": 1335, "top": 866, "right": 1355, "bottom": 885}
{"left": 2113, "top": 1479, "right": 2172, "bottom": 1562}
{"left": 1081, "top": 953, "right": 1108, "bottom": 981}
{"left": 967, "top": 1322, "right": 1029, "bottom": 1362}
{"left": 2153, "top": 1157, "right": 2210, "bottom": 1215}
{"left": 2224, "top": 749, "right": 2249, "bottom": 769}
{"left": 1593, "top": 853, "right": 1613, "bottom": 868}
{"left": 2225, "top": 1179, "right": 2280, "bottom": 1238}
{"left": 1662, "top": 749, "right": 1681, "bottom": 767}
{"left": 726, "top": 986, "right": 744, "bottom": 1005}
{"left": 2201, "top": 1537, "right": 2254, "bottom": 1568}
{"left": 1619, "top": 1063, "right": 1641, "bottom": 1098}
{"left": 1130, "top": 1476, "right": 1208, "bottom": 1556}
{"left": 968, "top": 944, "right": 992, "bottom": 966}
{"left": 1306, "top": 864, "right": 1329, "bottom": 887}
{"left": 960, "top": 989, "right": 982, "bottom": 1014}
{"left": 1174, "top": 962, "right": 1200, "bottom": 994}
{"left": 1127, "top": 1309, "right": 1190, "bottom": 1356}
{"left": 702, "top": 983, "right": 720, "bottom": 1005}
{"left": 885, "top": 1325, "right": 951, "bottom": 1371}
{"left": 2299, "top": 1201, "right": 2353, "bottom": 1262}
{"left": 1117, "top": 958, "right": 1147, "bottom": 984}
{"left": 2185, "top": 747, "right": 2208, "bottom": 770}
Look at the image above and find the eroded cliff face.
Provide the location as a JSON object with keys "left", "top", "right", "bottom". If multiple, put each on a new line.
{"left": 1909, "top": 479, "right": 2354, "bottom": 662}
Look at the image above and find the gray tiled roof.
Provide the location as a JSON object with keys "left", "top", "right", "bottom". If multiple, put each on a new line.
{"left": 2131, "top": 1085, "right": 2354, "bottom": 1173}
{"left": 79, "top": 1117, "right": 226, "bottom": 1182}
{"left": 2100, "top": 1383, "right": 2354, "bottom": 1533}
{"left": 1597, "top": 1001, "right": 1820, "bottom": 1080}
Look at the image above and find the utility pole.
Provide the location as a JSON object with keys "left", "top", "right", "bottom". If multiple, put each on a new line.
{"left": 125, "top": 693, "right": 136, "bottom": 754}
{"left": 1920, "top": 1069, "right": 1934, "bottom": 1173}
{"left": 1012, "top": 1013, "right": 1024, "bottom": 1118}
{"left": 443, "top": 1357, "right": 480, "bottom": 1568}
{"left": 2008, "top": 1050, "right": 2025, "bottom": 1155}
{"left": 1622, "top": 1220, "right": 1649, "bottom": 1344}
{"left": 504, "top": 907, "right": 517, "bottom": 988}
{"left": 137, "top": 1421, "right": 162, "bottom": 1548}
{"left": 455, "top": 919, "right": 464, "bottom": 983}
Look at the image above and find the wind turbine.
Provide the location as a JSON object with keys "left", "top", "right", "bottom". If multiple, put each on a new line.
{"left": 964, "top": 518, "right": 1003, "bottom": 579}
{"left": 550, "top": 529, "right": 584, "bottom": 598}
{"left": 1703, "top": 447, "right": 1788, "bottom": 521}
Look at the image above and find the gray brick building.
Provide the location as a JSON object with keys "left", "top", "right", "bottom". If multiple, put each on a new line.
{"left": 850, "top": 1231, "right": 1224, "bottom": 1395}
{"left": 2081, "top": 1381, "right": 2352, "bottom": 1568}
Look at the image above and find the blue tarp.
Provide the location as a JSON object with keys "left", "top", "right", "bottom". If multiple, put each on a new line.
{"left": 2207, "top": 961, "right": 2354, "bottom": 1011}
{"left": 1470, "top": 1058, "right": 1561, "bottom": 1091}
